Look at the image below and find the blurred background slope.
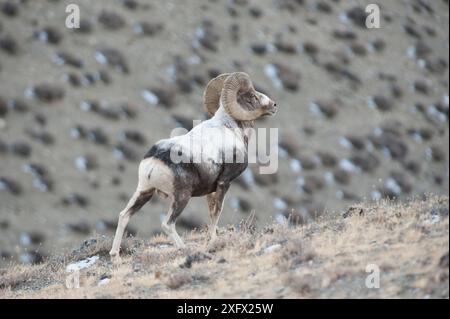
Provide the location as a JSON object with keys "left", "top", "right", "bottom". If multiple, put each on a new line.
{"left": 0, "top": 0, "right": 448, "bottom": 266}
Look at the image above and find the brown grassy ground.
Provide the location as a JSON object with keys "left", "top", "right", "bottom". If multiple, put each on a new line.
{"left": 0, "top": 195, "right": 448, "bottom": 299}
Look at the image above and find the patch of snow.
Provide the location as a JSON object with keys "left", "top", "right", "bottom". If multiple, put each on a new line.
{"left": 66, "top": 255, "right": 99, "bottom": 273}
{"left": 98, "top": 278, "right": 110, "bottom": 286}
{"left": 264, "top": 244, "right": 281, "bottom": 254}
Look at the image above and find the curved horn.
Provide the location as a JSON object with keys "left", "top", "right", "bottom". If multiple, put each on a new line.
{"left": 203, "top": 73, "right": 231, "bottom": 117}
{"left": 220, "top": 72, "right": 262, "bottom": 121}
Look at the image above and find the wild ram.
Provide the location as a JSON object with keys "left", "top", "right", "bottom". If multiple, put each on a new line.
{"left": 110, "top": 72, "right": 277, "bottom": 262}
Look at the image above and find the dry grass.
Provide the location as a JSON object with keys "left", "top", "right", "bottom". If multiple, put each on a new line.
{"left": 0, "top": 195, "right": 448, "bottom": 299}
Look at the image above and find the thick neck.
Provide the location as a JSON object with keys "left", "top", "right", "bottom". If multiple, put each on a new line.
{"left": 213, "top": 104, "right": 255, "bottom": 128}
{"left": 213, "top": 104, "right": 255, "bottom": 144}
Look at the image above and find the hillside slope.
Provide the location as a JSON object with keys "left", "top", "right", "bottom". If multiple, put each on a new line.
{"left": 1, "top": 196, "right": 448, "bottom": 299}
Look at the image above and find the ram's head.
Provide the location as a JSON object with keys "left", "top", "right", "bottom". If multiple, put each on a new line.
{"left": 203, "top": 72, "right": 277, "bottom": 120}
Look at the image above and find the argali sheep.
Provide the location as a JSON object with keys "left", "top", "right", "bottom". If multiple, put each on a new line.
{"left": 109, "top": 72, "right": 277, "bottom": 262}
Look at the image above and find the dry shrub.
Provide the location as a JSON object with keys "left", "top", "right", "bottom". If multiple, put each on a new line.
{"left": 276, "top": 239, "right": 316, "bottom": 271}
{"left": 239, "top": 210, "right": 257, "bottom": 234}
{"left": 136, "top": 247, "right": 186, "bottom": 268}
{"left": 164, "top": 271, "right": 193, "bottom": 289}
{"left": 0, "top": 264, "right": 47, "bottom": 290}
{"left": 284, "top": 273, "right": 318, "bottom": 295}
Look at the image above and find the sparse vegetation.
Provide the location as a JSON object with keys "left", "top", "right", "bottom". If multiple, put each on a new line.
{"left": 1, "top": 196, "right": 448, "bottom": 298}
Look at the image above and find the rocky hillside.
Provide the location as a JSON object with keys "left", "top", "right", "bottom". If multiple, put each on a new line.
{"left": 1, "top": 196, "right": 448, "bottom": 298}
{"left": 0, "top": 0, "right": 449, "bottom": 266}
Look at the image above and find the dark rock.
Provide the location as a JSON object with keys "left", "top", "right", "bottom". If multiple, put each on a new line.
{"left": 19, "top": 252, "right": 44, "bottom": 265}
{"left": 310, "top": 99, "right": 338, "bottom": 119}
{"left": 62, "top": 193, "right": 89, "bottom": 207}
{"left": 74, "top": 155, "right": 97, "bottom": 171}
{"left": 412, "top": 80, "right": 429, "bottom": 95}
{"left": 265, "top": 63, "right": 300, "bottom": 91}
{"left": 0, "top": 139, "right": 7, "bottom": 153}
{"left": 110, "top": 176, "right": 121, "bottom": 186}
{"left": 34, "top": 27, "right": 62, "bottom": 44}
{"left": 332, "top": 169, "right": 351, "bottom": 185}
{"left": 368, "top": 95, "right": 393, "bottom": 111}
{"left": 9, "top": 142, "right": 31, "bottom": 157}
{"left": 348, "top": 152, "right": 380, "bottom": 172}
{"left": 120, "top": 0, "right": 139, "bottom": 10}
{"left": 86, "top": 128, "right": 109, "bottom": 145}
{"left": 172, "top": 115, "right": 194, "bottom": 130}
{"left": 70, "top": 125, "right": 85, "bottom": 140}
{"left": 248, "top": 6, "right": 263, "bottom": 18}
{"left": 141, "top": 86, "right": 176, "bottom": 108}
{"left": 369, "top": 127, "right": 408, "bottom": 160}
{"left": 0, "top": 177, "right": 22, "bottom": 195}
{"left": 298, "top": 175, "right": 324, "bottom": 194}
{"left": 113, "top": 143, "right": 138, "bottom": 161}
{"left": 425, "top": 146, "right": 445, "bottom": 162}
{"left": 250, "top": 43, "right": 268, "bottom": 55}
{"left": 273, "top": 39, "right": 297, "bottom": 54}
{"left": 402, "top": 160, "right": 421, "bottom": 175}
{"left": 177, "top": 215, "right": 203, "bottom": 230}
{"left": 336, "top": 190, "right": 360, "bottom": 201}
{"left": 297, "top": 155, "right": 317, "bottom": 170}
{"left": 439, "top": 252, "right": 449, "bottom": 268}
{"left": 53, "top": 52, "right": 83, "bottom": 68}
{"left": 62, "top": 73, "right": 81, "bottom": 87}
{"left": 0, "top": 35, "right": 18, "bottom": 55}
{"left": 339, "top": 135, "right": 365, "bottom": 151}
{"left": 253, "top": 167, "right": 278, "bottom": 186}
{"left": 403, "top": 24, "right": 421, "bottom": 39}
{"left": 25, "top": 130, "right": 54, "bottom": 145}
{"left": 22, "top": 163, "right": 46, "bottom": 178}
{"left": 75, "top": 19, "right": 93, "bottom": 34}
{"left": 386, "top": 171, "right": 412, "bottom": 195}
{"left": 368, "top": 38, "right": 386, "bottom": 52}
{"left": 67, "top": 222, "right": 91, "bottom": 235}
{"left": 14, "top": 238, "right": 34, "bottom": 257}
{"left": 95, "top": 48, "right": 129, "bottom": 74}
{"left": 194, "top": 19, "right": 220, "bottom": 51}
{"left": 96, "top": 70, "right": 112, "bottom": 85}
{"left": 349, "top": 42, "right": 367, "bottom": 56}
{"left": 315, "top": 1, "right": 332, "bottom": 13}
{"left": 0, "top": 97, "right": 7, "bottom": 116}
{"left": 81, "top": 72, "right": 99, "bottom": 86}
{"left": 1, "top": 1, "right": 19, "bottom": 17}
{"left": 229, "top": 23, "right": 240, "bottom": 42}
{"left": 79, "top": 99, "right": 100, "bottom": 113}
{"left": 332, "top": 30, "right": 357, "bottom": 40}
{"left": 95, "top": 219, "right": 117, "bottom": 232}
{"left": 390, "top": 83, "right": 403, "bottom": 99}
{"left": 407, "top": 128, "right": 433, "bottom": 142}
{"left": 33, "top": 177, "right": 53, "bottom": 192}
{"left": 133, "top": 21, "right": 163, "bottom": 36}
{"left": 343, "top": 6, "right": 367, "bottom": 28}
{"left": 167, "top": 56, "right": 196, "bottom": 93}
{"left": 372, "top": 186, "right": 397, "bottom": 200}
{"left": 118, "top": 129, "right": 146, "bottom": 145}
{"left": 273, "top": 0, "right": 305, "bottom": 11}
{"left": 25, "top": 84, "right": 64, "bottom": 103}
{"left": 229, "top": 196, "right": 252, "bottom": 213}
{"left": 315, "top": 151, "right": 337, "bottom": 168}
{"left": 407, "top": 41, "right": 431, "bottom": 60}
{"left": 98, "top": 11, "right": 126, "bottom": 30}
{"left": 180, "top": 252, "right": 211, "bottom": 269}
{"left": 6, "top": 98, "right": 28, "bottom": 113}
{"left": 300, "top": 41, "right": 319, "bottom": 56}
